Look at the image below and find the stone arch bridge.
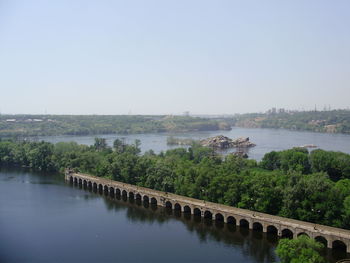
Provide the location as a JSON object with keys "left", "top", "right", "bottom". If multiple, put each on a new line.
{"left": 66, "top": 171, "right": 350, "bottom": 253}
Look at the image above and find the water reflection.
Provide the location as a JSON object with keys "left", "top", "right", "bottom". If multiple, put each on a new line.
{"left": 39, "top": 127, "right": 350, "bottom": 161}
{"left": 76, "top": 183, "right": 279, "bottom": 263}
{"left": 71, "top": 181, "right": 349, "bottom": 263}
{"left": 1, "top": 168, "right": 347, "bottom": 263}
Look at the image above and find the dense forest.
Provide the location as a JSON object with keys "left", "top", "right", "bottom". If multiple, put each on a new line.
{"left": 232, "top": 109, "right": 350, "bottom": 134}
{"left": 3, "top": 110, "right": 350, "bottom": 138}
{"left": 1, "top": 138, "right": 350, "bottom": 230}
{"left": 0, "top": 115, "right": 231, "bottom": 137}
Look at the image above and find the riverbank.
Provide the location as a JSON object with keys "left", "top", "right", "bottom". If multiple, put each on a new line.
{"left": 67, "top": 171, "right": 350, "bottom": 253}
{"left": 1, "top": 168, "right": 348, "bottom": 263}
{"left": 36, "top": 127, "right": 350, "bottom": 161}
{"left": 232, "top": 109, "right": 350, "bottom": 134}
{"left": 0, "top": 115, "right": 231, "bottom": 137}
{"left": 1, "top": 138, "right": 350, "bottom": 233}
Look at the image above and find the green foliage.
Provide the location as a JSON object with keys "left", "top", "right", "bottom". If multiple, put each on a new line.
{"left": 310, "top": 149, "right": 350, "bottom": 181}
{"left": 1, "top": 139, "right": 350, "bottom": 230}
{"left": 279, "top": 173, "right": 340, "bottom": 226}
{"left": 233, "top": 109, "right": 350, "bottom": 134}
{"left": 276, "top": 235, "right": 325, "bottom": 263}
{"left": 238, "top": 170, "right": 284, "bottom": 214}
{"left": 0, "top": 115, "right": 230, "bottom": 137}
{"left": 94, "top": 138, "right": 108, "bottom": 151}
{"left": 279, "top": 148, "right": 310, "bottom": 174}
{"left": 260, "top": 151, "right": 280, "bottom": 170}
{"left": 343, "top": 196, "right": 350, "bottom": 228}
{"left": 261, "top": 148, "right": 310, "bottom": 174}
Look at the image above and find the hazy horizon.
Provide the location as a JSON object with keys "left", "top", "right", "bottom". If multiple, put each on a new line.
{"left": 1, "top": 1, "right": 349, "bottom": 115}
{"left": 2, "top": 107, "right": 350, "bottom": 117}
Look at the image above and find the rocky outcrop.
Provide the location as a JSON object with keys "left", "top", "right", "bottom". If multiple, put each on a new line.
{"left": 200, "top": 135, "right": 256, "bottom": 149}
{"left": 232, "top": 137, "right": 256, "bottom": 148}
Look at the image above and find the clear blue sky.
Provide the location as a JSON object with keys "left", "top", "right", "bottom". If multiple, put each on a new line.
{"left": 1, "top": 0, "right": 349, "bottom": 115}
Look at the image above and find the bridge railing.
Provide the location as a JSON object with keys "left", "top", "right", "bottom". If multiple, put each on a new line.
{"left": 67, "top": 171, "right": 350, "bottom": 244}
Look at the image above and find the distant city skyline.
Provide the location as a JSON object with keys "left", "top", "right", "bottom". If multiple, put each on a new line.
{"left": 1, "top": 0, "right": 349, "bottom": 115}
{"left": 1, "top": 106, "right": 350, "bottom": 116}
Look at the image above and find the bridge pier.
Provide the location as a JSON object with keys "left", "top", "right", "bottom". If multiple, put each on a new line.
{"left": 262, "top": 224, "right": 267, "bottom": 233}
{"left": 65, "top": 171, "right": 350, "bottom": 254}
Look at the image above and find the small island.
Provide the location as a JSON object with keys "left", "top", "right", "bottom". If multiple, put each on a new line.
{"left": 167, "top": 135, "right": 256, "bottom": 149}
{"left": 200, "top": 135, "right": 256, "bottom": 149}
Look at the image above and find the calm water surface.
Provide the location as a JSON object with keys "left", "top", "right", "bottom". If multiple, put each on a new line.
{"left": 38, "top": 127, "right": 350, "bottom": 160}
{"left": 0, "top": 169, "right": 347, "bottom": 263}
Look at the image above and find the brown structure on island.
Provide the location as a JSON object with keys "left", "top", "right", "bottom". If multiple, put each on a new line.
{"left": 65, "top": 170, "right": 350, "bottom": 253}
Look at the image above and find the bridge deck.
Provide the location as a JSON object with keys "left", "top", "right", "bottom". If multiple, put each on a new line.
{"left": 67, "top": 172, "right": 350, "bottom": 251}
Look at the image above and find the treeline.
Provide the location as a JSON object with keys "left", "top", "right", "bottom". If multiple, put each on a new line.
{"left": 166, "top": 136, "right": 197, "bottom": 145}
{"left": 0, "top": 115, "right": 231, "bottom": 137}
{"left": 232, "top": 109, "right": 350, "bottom": 134}
{"left": 1, "top": 138, "right": 350, "bottom": 229}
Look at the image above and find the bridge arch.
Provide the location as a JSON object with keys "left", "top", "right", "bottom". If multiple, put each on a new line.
{"left": 315, "top": 236, "right": 328, "bottom": 247}
{"left": 122, "top": 190, "right": 127, "bottom": 197}
{"left": 204, "top": 210, "right": 212, "bottom": 219}
{"left": 143, "top": 195, "right": 149, "bottom": 202}
{"left": 215, "top": 213, "right": 224, "bottom": 222}
{"left": 165, "top": 201, "right": 172, "bottom": 209}
{"left": 109, "top": 187, "right": 115, "bottom": 195}
{"left": 332, "top": 240, "right": 347, "bottom": 252}
{"left": 193, "top": 208, "right": 201, "bottom": 216}
{"left": 129, "top": 192, "right": 135, "bottom": 199}
{"left": 267, "top": 225, "right": 278, "bottom": 234}
{"left": 227, "top": 216, "right": 236, "bottom": 224}
{"left": 253, "top": 222, "right": 263, "bottom": 231}
{"left": 240, "top": 219, "right": 249, "bottom": 228}
{"left": 174, "top": 203, "right": 181, "bottom": 211}
{"left": 150, "top": 197, "right": 157, "bottom": 205}
{"left": 66, "top": 173, "right": 350, "bottom": 253}
{"left": 183, "top": 205, "right": 191, "bottom": 214}
{"left": 281, "top": 228, "right": 294, "bottom": 239}
{"left": 103, "top": 185, "right": 109, "bottom": 194}
{"left": 135, "top": 193, "right": 142, "bottom": 200}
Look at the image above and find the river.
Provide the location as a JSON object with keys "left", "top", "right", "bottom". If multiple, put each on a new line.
{"left": 0, "top": 168, "right": 347, "bottom": 263}
{"left": 37, "top": 127, "right": 350, "bottom": 160}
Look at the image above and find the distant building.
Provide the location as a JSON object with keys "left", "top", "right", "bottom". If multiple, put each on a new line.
{"left": 6, "top": 119, "right": 16, "bottom": 122}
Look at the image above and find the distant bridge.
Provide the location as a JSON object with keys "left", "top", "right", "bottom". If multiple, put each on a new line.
{"left": 66, "top": 171, "right": 350, "bottom": 253}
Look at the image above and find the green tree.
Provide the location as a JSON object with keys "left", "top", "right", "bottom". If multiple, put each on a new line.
{"left": 276, "top": 235, "right": 325, "bottom": 263}
{"left": 113, "top": 138, "right": 125, "bottom": 153}
{"left": 27, "top": 142, "right": 55, "bottom": 171}
{"left": 280, "top": 173, "right": 337, "bottom": 225}
{"left": 94, "top": 137, "right": 108, "bottom": 151}
{"left": 260, "top": 151, "right": 281, "bottom": 170}
{"left": 280, "top": 148, "right": 310, "bottom": 174}
{"left": 343, "top": 196, "right": 350, "bottom": 228}
{"left": 310, "top": 149, "right": 350, "bottom": 181}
